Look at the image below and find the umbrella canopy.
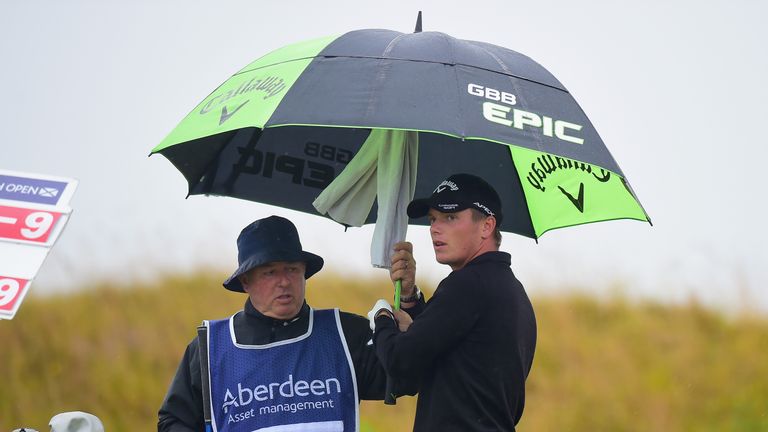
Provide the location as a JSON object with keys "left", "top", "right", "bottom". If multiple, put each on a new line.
{"left": 151, "top": 28, "right": 650, "bottom": 244}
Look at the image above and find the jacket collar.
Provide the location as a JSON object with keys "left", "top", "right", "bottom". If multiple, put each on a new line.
{"left": 243, "top": 298, "right": 309, "bottom": 326}
{"left": 462, "top": 250, "right": 511, "bottom": 268}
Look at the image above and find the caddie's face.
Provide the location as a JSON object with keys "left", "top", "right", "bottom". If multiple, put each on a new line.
{"left": 428, "top": 208, "right": 487, "bottom": 271}
{"left": 241, "top": 261, "right": 307, "bottom": 319}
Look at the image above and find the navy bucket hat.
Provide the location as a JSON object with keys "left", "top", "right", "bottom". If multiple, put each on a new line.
{"left": 223, "top": 216, "right": 324, "bottom": 292}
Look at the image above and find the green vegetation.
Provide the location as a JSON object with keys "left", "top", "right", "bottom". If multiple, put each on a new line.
{"left": 1, "top": 272, "right": 766, "bottom": 431}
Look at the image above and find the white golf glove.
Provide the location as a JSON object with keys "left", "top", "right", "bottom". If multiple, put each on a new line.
{"left": 49, "top": 411, "right": 105, "bottom": 432}
{"left": 367, "top": 299, "right": 393, "bottom": 331}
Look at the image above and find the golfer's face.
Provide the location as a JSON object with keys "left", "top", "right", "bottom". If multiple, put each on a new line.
{"left": 243, "top": 261, "right": 307, "bottom": 319}
{"left": 428, "top": 208, "right": 485, "bottom": 271}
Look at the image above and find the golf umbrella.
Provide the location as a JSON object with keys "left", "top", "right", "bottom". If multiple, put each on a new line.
{"left": 151, "top": 28, "right": 650, "bottom": 249}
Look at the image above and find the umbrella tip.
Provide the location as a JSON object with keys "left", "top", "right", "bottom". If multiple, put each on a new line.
{"left": 414, "top": 11, "right": 422, "bottom": 33}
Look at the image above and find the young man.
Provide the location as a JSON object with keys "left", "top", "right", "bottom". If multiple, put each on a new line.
{"left": 371, "top": 173, "right": 537, "bottom": 432}
{"left": 158, "top": 216, "right": 420, "bottom": 432}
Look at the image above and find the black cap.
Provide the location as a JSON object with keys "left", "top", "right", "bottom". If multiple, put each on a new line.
{"left": 407, "top": 173, "right": 503, "bottom": 223}
{"left": 223, "top": 216, "right": 324, "bottom": 292}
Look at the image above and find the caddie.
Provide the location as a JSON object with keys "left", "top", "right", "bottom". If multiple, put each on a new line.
{"left": 158, "top": 215, "right": 420, "bottom": 432}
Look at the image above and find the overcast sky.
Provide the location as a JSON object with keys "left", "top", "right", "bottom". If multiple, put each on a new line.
{"left": 2, "top": 0, "right": 766, "bottom": 313}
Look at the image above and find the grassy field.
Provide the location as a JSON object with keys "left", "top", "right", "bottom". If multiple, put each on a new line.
{"left": 1, "top": 271, "right": 766, "bottom": 431}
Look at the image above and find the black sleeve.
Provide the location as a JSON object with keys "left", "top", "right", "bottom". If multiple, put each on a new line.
{"left": 339, "top": 311, "right": 419, "bottom": 399}
{"left": 158, "top": 338, "right": 204, "bottom": 432}
{"left": 374, "top": 271, "right": 483, "bottom": 378}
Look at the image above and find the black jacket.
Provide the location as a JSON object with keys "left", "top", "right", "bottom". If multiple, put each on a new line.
{"left": 374, "top": 252, "right": 537, "bottom": 432}
{"left": 158, "top": 299, "right": 422, "bottom": 432}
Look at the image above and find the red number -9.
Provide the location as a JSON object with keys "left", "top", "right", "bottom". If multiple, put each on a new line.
{"left": 21, "top": 212, "right": 54, "bottom": 239}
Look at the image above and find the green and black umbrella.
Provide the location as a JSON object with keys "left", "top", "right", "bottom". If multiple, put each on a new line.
{"left": 151, "top": 26, "right": 650, "bottom": 242}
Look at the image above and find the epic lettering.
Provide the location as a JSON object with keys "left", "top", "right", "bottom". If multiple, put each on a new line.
{"left": 483, "top": 102, "right": 584, "bottom": 145}
{"left": 234, "top": 146, "right": 335, "bottom": 189}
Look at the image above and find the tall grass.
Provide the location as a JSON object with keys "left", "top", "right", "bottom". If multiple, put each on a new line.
{"left": 1, "top": 272, "right": 766, "bottom": 431}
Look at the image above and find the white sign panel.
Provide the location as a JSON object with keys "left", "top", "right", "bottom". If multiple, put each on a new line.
{"left": 0, "top": 169, "right": 77, "bottom": 319}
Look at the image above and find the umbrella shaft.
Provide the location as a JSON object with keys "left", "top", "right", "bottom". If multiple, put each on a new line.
{"left": 394, "top": 280, "right": 401, "bottom": 310}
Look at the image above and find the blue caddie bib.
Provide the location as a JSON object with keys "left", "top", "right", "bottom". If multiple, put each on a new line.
{"left": 205, "top": 308, "right": 359, "bottom": 432}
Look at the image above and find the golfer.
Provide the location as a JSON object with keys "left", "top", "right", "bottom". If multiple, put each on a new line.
{"left": 371, "top": 173, "right": 537, "bottom": 431}
{"left": 158, "top": 215, "right": 418, "bottom": 431}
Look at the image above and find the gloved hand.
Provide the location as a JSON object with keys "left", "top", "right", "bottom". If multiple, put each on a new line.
{"left": 367, "top": 299, "right": 393, "bottom": 331}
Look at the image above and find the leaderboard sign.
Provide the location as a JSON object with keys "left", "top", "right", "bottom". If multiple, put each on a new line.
{"left": 0, "top": 169, "right": 77, "bottom": 320}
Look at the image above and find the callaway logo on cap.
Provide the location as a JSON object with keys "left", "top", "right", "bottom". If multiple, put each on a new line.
{"left": 407, "top": 173, "right": 503, "bottom": 223}
{"left": 433, "top": 180, "right": 459, "bottom": 194}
